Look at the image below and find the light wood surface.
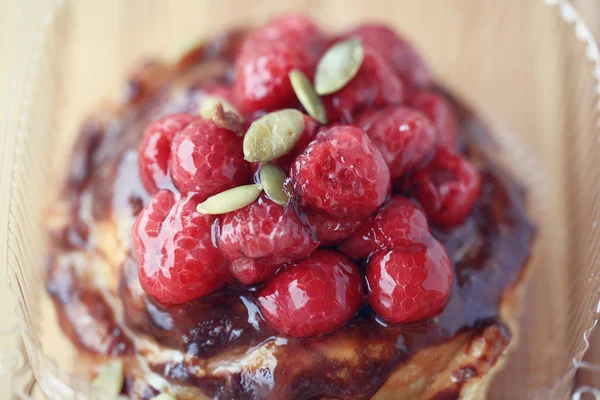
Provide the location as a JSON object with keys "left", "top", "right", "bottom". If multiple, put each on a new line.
{"left": 1, "top": 1, "right": 599, "bottom": 399}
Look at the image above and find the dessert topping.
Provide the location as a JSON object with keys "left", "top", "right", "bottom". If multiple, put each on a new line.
{"left": 289, "top": 69, "right": 327, "bottom": 124}
{"left": 314, "top": 38, "right": 364, "bottom": 95}
{"left": 259, "top": 162, "right": 289, "bottom": 206}
{"left": 196, "top": 184, "right": 263, "bottom": 215}
{"left": 243, "top": 109, "right": 305, "bottom": 162}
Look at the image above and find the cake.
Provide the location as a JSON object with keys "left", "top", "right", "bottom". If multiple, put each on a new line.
{"left": 46, "top": 15, "right": 535, "bottom": 399}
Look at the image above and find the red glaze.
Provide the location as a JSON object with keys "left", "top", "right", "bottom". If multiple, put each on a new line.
{"left": 411, "top": 148, "right": 481, "bottom": 228}
{"left": 356, "top": 107, "right": 436, "bottom": 179}
{"left": 234, "top": 15, "right": 326, "bottom": 115}
{"left": 257, "top": 250, "right": 364, "bottom": 337}
{"left": 366, "top": 239, "right": 452, "bottom": 323}
{"left": 138, "top": 114, "right": 194, "bottom": 194}
{"left": 339, "top": 197, "right": 430, "bottom": 260}
{"left": 343, "top": 24, "right": 431, "bottom": 88}
{"left": 322, "top": 49, "right": 404, "bottom": 123}
{"left": 218, "top": 195, "right": 319, "bottom": 284}
{"left": 169, "top": 119, "right": 249, "bottom": 199}
{"left": 305, "top": 209, "right": 366, "bottom": 246}
{"left": 291, "top": 125, "right": 391, "bottom": 218}
{"left": 408, "top": 90, "right": 459, "bottom": 148}
{"left": 132, "top": 191, "right": 229, "bottom": 305}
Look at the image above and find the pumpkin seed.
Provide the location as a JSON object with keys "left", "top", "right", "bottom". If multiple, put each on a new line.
{"left": 92, "top": 363, "right": 124, "bottom": 396}
{"left": 150, "top": 394, "right": 177, "bottom": 400}
{"left": 199, "top": 95, "right": 243, "bottom": 121}
{"left": 260, "top": 163, "right": 289, "bottom": 206}
{"left": 243, "top": 109, "right": 305, "bottom": 162}
{"left": 196, "top": 184, "right": 263, "bottom": 215}
{"left": 314, "top": 38, "right": 364, "bottom": 95}
{"left": 289, "top": 70, "right": 327, "bottom": 124}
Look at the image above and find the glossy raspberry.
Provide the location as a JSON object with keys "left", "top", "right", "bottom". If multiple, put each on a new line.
{"left": 170, "top": 119, "right": 249, "bottom": 198}
{"left": 133, "top": 191, "right": 228, "bottom": 305}
{"left": 322, "top": 49, "right": 404, "bottom": 122}
{"left": 339, "top": 197, "right": 430, "bottom": 260}
{"left": 292, "top": 125, "right": 391, "bottom": 218}
{"left": 257, "top": 250, "right": 364, "bottom": 337}
{"left": 411, "top": 148, "right": 481, "bottom": 228}
{"left": 138, "top": 114, "right": 194, "bottom": 194}
{"left": 366, "top": 239, "right": 452, "bottom": 323}
{"left": 408, "top": 91, "right": 459, "bottom": 148}
{"left": 219, "top": 195, "right": 318, "bottom": 284}
{"left": 305, "top": 209, "right": 366, "bottom": 246}
{"left": 343, "top": 24, "right": 431, "bottom": 88}
{"left": 356, "top": 107, "right": 436, "bottom": 178}
{"left": 234, "top": 16, "right": 325, "bottom": 115}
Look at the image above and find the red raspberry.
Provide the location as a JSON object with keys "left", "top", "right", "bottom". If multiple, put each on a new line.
{"left": 305, "top": 209, "right": 366, "bottom": 246}
{"left": 322, "top": 49, "right": 404, "bottom": 123}
{"left": 132, "top": 191, "right": 229, "bottom": 305}
{"left": 219, "top": 195, "right": 318, "bottom": 284}
{"left": 291, "top": 126, "right": 391, "bottom": 218}
{"left": 339, "top": 197, "right": 430, "bottom": 260}
{"left": 411, "top": 148, "right": 481, "bottom": 228}
{"left": 343, "top": 24, "right": 431, "bottom": 88}
{"left": 408, "top": 91, "right": 459, "bottom": 148}
{"left": 138, "top": 114, "right": 194, "bottom": 194}
{"left": 170, "top": 119, "right": 249, "bottom": 198}
{"left": 356, "top": 107, "right": 436, "bottom": 179}
{"left": 366, "top": 238, "right": 452, "bottom": 323}
{"left": 257, "top": 250, "right": 364, "bottom": 337}
{"left": 234, "top": 16, "right": 325, "bottom": 115}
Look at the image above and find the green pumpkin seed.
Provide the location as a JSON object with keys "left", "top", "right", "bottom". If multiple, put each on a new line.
{"left": 92, "top": 363, "right": 124, "bottom": 396}
{"left": 314, "top": 38, "right": 364, "bottom": 95}
{"left": 243, "top": 109, "right": 305, "bottom": 162}
{"left": 199, "top": 95, "right": 243, "bottom": 121}
{"left": 289, "top": 70, "right": 327, "bottom": 124}
{"left": 260, "top": 163, "right": 289, "bottom": 206}
{"left": 196, "top": 184, "right": 263, "bottom": 215}
{"left": 150, "top": 394, "right": 177, "bottom": 400}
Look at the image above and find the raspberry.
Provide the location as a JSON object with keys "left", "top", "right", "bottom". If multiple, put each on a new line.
{"left": 305, "top": 209, "right": 366, "bottom": 246}
{"left": 132, "top": 191, "right": 229, "bottom": 305}
{"left": 138, "top": 114, "right": 194, "bottom": 194}
{"left": 411, "top": 148, "right": 481, "bottom": 228}
{"left": 343, "top": 24, "right": 431, "bottom": 88}
{"left": 170, "top": 119, "right": 249, "bottom": 198}
{"left": 339, "top": 197, "right": 430, "bottom": 259}
{"left": 219, "top": 195, "right": 318, "bottom": 284}
{"left": 366, "top": 238, "right": 452, "bottom": 323}
{"left": 291, "top": 125, "right": 391, "bottom": 218}
{"left": 408, "top": 91, "right": 459, "bottom": 148}
{"left": 356, "top": 107, "right": 436, "bottom": 179}
{"left": 322, "top": 49, "right": 404, "bottom": 123}
{"left": 257, "top": 250, "right": 364, "bottom": 337}
{"left": 234, "top": 16, "right": 325, "bottom": 115}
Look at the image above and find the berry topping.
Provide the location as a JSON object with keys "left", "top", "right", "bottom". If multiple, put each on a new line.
{"left": 133, "top": 191, "right": 229, "bottom": 305}
{"left": 366, "top": 239, "right": 452, "bottom": 323}
{"left": 411, "top": 148, "right": 481, "bottom": 228}
{"left": 138, "top": 114, "right": 194, "bottom": 194}
{"left": 291, "top": 125, "right": 391, "bottom": 218}
{"left": 305, "top": 209, "right": 366, "bottom": 246}
{"left": 356, "top": 107, "right": 436, "bottom": 178}
{"left": 343, "top": 24, "right": 431, "bottom": 88}
{"left": 322, "top": 49, "right": 404, "bottom": 122}
{"left": 257, "top": 250, "right": 364, "bottom": 337}
{"left": 219, "top": 195, "right": 318, "bottom": 284}
{"left": 170, "top": 119, "right": 249, "bottom": 198}
{"left": 408, "top": 91, "right": 459, "bottom": 148}
{"left": 234, "top": 15, "right": 326, "bottom": 114}
{"left": 339, "top": 197, "right": 430, "bottom": 260}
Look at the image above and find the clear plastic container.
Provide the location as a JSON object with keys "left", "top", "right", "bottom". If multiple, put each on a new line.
{"left": 3, "top": 0, "right": 600, "bottom": 398}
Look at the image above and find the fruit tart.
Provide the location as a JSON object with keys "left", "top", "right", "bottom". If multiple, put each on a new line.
{"left": 46, "top": 14, "right": 535, "bottom": 400}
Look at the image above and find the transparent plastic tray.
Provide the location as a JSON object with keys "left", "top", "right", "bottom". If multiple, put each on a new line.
{"left": 2, "top": 0, "right": 600, "bottom": 398}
